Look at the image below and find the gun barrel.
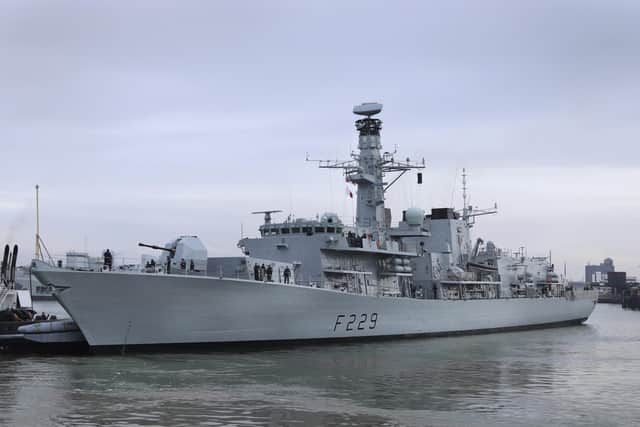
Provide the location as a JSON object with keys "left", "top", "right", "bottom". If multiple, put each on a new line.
{"left": 138, "top": 243, "right": 175, "bottom": 254}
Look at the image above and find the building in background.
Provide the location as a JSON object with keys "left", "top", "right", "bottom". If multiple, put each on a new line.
{"left": 586, "top": 258, "right": 615, "bottom": 284}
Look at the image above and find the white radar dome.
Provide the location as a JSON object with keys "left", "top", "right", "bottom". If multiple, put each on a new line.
{"left": 405, "top": 207, "right": 425, "bottom": 226}
{"left": 321, "top": 212, "right": 341, "bottom": 224}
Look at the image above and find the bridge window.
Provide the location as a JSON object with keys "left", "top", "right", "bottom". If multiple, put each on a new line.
{"left": 315, "top": 227, "right": 325, "bottom": 233}
{"left": 336, "top": 227, "right": 343, "bottom": 234}
{"left": 326, "top": 227, "right": 335, "bottom": 233}
{"left": 292, "top": 227, "right": 301, "bottom": 233}
{"left": 281, "top": 228, "right": 290, "bottom": 234}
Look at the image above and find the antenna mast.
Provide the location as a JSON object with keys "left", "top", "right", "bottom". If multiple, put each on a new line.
{"left": 460, "top": 169, "right": 498, "bottom": 228}
{"left": 35, "top": 185, "right": 42, "bottom": 260}
{"left": 34, "top": 185, "right": 54, "bottom": 264}
{"left": 462, "top": 168, "right": 468, "bottom": 221}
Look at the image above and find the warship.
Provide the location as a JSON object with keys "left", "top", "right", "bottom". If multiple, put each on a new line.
{"left": 33, "top": 102, "right": 597, "bottom": 352}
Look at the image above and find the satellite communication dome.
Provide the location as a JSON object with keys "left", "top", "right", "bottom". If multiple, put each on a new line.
{"left": 321, "top": 212, "right": 341, "bottom": 224}
{"left": 353, "top": 102, "right": 383, "bottom": 117}
{"left": 405, "top": 207, "right": 425, "bottom": 226}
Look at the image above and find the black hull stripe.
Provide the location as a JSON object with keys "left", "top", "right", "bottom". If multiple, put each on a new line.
{"left": 0, "top": 341, "right": 90, "bottom": 355}
{"left": 91, "top": 317, "right": 589, "bottom": 355}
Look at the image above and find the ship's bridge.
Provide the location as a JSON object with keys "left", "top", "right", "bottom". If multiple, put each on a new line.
{"left": 259, "top": 213, "right": 346, "bottom": 238}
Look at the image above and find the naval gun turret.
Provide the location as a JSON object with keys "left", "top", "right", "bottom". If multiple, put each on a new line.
{"left": 139, "top": 236, "right": 208, "bottom": 275}
{"left": 138, "top": 242, "right": 176, "bottom": 256}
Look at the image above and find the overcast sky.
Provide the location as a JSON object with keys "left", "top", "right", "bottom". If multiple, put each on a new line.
{"left": 1, "top": 1, "right": 638, "bottom": 280}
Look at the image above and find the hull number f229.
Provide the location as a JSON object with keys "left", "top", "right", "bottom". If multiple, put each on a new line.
{"left": 333, "top": 313, "right": 378, "bottom": 332}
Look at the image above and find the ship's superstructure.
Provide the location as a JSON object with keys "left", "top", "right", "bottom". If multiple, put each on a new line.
{"left": 235, "top": 103, "right": 558, "bottom": 302}
{"left": 32, "top": 102, "right": 598, "bottom": 351}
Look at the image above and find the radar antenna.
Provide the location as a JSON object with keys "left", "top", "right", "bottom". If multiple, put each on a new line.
{"left": 460, "top": 169, "right": 498, "bottom": 228}
{"left": 353, "top": 102, "right": 383, "bottom": 117}
{"left": 251, "top": 210, "right": 283, "bottom": 225}
{"left": 306, "top": 103, "right": 425, "bottom": 196}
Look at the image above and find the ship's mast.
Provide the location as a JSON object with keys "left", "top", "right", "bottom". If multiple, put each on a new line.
{"left": 462, "top": 168, "right": 468, "bottom": 222}
{"left": 460, "top": 169, "right": 498, "bottom": 228}
{"left": 308, "top": 103, "right": 425, "bottom": 243}
{"left": 35, "top": 184, "right": 43, "bottom": 260}
{"left": 34, "top": 184, "right": 53, "bottom": 264}
{"left": 352, "top": 105, "right": 384, "bottom": 236}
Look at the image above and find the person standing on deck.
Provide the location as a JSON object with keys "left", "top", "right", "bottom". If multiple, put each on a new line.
{"left": 103, "top": 249, "right": 113, "bottom": 271}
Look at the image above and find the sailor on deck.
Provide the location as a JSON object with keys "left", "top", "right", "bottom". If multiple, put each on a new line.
{"left": 103, "top": 249, "right": 113, "bottom": 271}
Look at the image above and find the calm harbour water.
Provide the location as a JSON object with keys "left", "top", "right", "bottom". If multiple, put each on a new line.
{"left": 0, "top": 303, "right": 638, "bottom": 427}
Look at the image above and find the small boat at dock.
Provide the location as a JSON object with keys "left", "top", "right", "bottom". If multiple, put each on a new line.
{"left": 0, "top": 243, "right": 88, "bottom": 354}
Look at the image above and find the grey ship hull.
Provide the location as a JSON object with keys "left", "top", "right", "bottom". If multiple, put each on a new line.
{"left": 37, "top": 270, "right": 598, "bottom": 351}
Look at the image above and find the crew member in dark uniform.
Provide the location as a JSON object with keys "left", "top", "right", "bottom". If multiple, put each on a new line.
{"left": 283, "top": 266, "right": 291, "bottom": 284}
{"left": 254, "top": 263, "right": 261, "bottom": 281}
{"left": 103, "top": 249, "right": 113, "bottom": 271}
{"left": 266, "top": 265, "right": 273, "bottom": 282}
